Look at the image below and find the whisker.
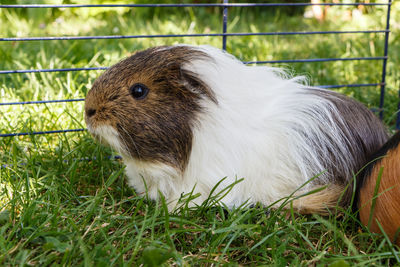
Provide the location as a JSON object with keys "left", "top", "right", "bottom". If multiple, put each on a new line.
{"left": 119, "top": 122, "right": 142, "bottom": 160}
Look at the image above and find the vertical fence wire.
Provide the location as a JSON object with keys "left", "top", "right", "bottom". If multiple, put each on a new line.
{"left": 397, "top": 84, "right": 400, "bottom": 129}
{"left": 379, "top": 0, "right": 392, "bottom": 120}
{"left": 222, "top": 0, "right": 229, "bottom": 50}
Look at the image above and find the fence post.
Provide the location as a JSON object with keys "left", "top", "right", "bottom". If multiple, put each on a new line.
{"left": 222, "top": 0, "right": 228, "bottom": 50}
{"left": 379, "top": 0, "right": 392, "bottom": 120}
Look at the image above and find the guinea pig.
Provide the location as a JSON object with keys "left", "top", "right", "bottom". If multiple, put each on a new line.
{"left": 357, "top": 131, "right": 400, "bottom": 245}
{"left": 84, "top": 44, "right": 388, "bottom": 213}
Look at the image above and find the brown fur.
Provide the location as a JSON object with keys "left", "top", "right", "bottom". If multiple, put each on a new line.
{"left": 85, "top": 46, "right": 215, "bottom": 171}
{"left": 305, "top": 89, "right": 388, "bottom": 207}
{"left": 358, "top": 132, "right": 400, "bottom": 246}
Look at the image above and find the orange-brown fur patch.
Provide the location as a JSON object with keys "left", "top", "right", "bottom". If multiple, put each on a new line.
{"left": 359, "top": 146, "right": 400, "bottom": 246}
{"left": 291, "top": 184, "right": 345, "bottom": 215}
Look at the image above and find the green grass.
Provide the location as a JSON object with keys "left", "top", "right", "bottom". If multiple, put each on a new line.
{"left": 1, "top": 1, "right": 400, "bottom": 265}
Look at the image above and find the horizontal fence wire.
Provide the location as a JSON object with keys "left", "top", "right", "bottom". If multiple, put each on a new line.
{"left": 0, "top": 80, "right": 385, "bottom": 137}
{"left": 0, "top": 2, "right": 392, "bottom": 137}
{"left": 319, "top": 83, "right": 384, "bottom": 89}
{"left": 0, "top": 3, "right": 391, "bottom": 8}
{"left": 1, "top": 155, "right": 122, "bottom": 169}
{"left": 0, "top": 30, "right": 389, "bottom": 42}
{"left": 0, "top": 99, "right": 85, "bottom": 106}
{"left": 0, "top": 56, "right": 388, "bottom": 75}
{"left": 0, "top": 67, "right": 108, "bottom": 74}
{"left": 0, "top": 129, "right": 86, "bottom": 138}
{"left": 0, "top": 83, "right": 385, "bottom": 108}
{"left": 243, "top": 56, "right": 388, "bottom": 64}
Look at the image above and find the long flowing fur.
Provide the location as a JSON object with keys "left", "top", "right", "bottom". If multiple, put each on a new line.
{"left": 175, "top": 46, "right": 386, "bottom": 211}
{"left": 87, "top": 45, "right": 388, "bottom": 213}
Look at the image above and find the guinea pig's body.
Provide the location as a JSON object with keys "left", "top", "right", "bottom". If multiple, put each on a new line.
{"left": 358, "top": 131, "right": 400, "bottom": 245}
{"left": 85, "top": 45, "right": 388, "bottom": 213}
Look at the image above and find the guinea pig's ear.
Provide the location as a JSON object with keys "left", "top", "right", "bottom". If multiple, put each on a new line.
{"left": 181, "top": 69, "right": 218, "bottom": 104}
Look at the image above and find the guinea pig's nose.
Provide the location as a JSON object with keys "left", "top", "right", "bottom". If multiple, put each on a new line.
{"left": 86, "top": 108, "right": 96, "bottom": 118}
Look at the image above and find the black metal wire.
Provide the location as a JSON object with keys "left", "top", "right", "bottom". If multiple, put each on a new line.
{"left": 0, "top": 30, "right": 389, "bottom": 42}
{"left": 0, "top": 83, "right": 383, "bottom": 108}
{"left": 0, "top": 67, "right": 107, "bottom": 74}
{"left": 1, "top": 155, "right": 123, "bottom": 169}
{"left": 379, "top": 0, "right": 392, "bottom": 120}
{"left": 0, "top": 3, "right": 391, "bottom": 8}
{"left": 397, "top": 87, "right": 400, "bottom": 129}
{"left": 319, "top": 83, "right": 383, "bottom": 89}
{"left": 0, "top": 56, "right": 387, "bottom": 75}
{"left": 243, "top": 56, "right": 387, "bottom": 64}
{"left": 0, "top": 129, "right": 86, "bottom": 137}
{"left": 0, "top": 55, "right": 385, "bottom": 107}
{"left": 222, "top": 0, "right": 229, "bottom": 50}
{"left": 0, "top": 99, "right": 85, "bottom": 106}
{"left": 0, "top": 82, "right": 383, "bottom": 137}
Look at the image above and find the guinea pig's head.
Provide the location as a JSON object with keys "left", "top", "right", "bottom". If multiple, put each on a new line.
{"left": 85, "top": 45, "right": 217, "bottom": 171}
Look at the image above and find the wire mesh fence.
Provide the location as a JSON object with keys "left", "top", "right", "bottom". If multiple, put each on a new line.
{"left": 0, "top": 1, "right": 394, "bottom": 138}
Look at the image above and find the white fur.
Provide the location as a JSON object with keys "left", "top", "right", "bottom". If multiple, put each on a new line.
{"left": 124, "top": 159, "right": 182, "bottom": 204}
{"left": 175, "top": 45, "right": 342, "bottom": 207}
{"left": 92, "top": 45, "right": 359, "bottom": 209}
{"left": 89, "top": 124, "right": 128, "bottom": 156}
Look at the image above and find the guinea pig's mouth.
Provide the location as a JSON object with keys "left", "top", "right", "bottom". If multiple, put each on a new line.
{"left": 87, "top": 124, "right": 127, "bottom": 155}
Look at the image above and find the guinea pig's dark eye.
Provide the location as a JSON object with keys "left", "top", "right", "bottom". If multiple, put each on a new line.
{"left": 130, "top": 83, "right": 149, "bottom": 100}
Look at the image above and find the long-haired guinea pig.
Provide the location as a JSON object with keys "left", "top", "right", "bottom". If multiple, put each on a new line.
{"left": 357, "top": 131, "right": 400, "bottom": 245}
{"left": 85, "top": 45, "right": 388, "bottom": 213}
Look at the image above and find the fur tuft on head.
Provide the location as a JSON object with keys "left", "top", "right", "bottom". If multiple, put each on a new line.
{"left": 85, "top": 44, "right": 388, "bottom": 213}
